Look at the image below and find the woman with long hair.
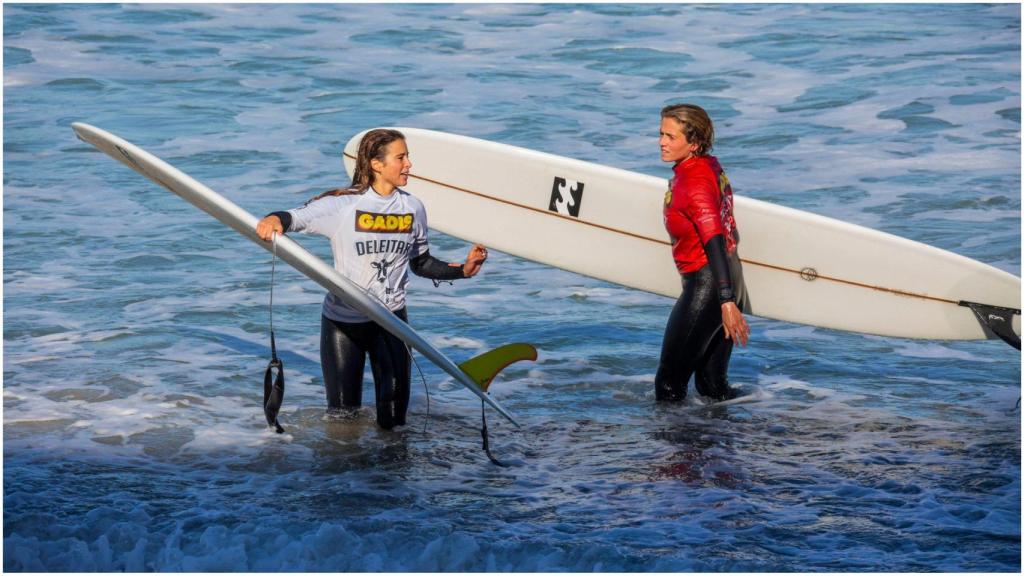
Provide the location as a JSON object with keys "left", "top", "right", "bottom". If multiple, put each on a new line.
{"left": 256, "top": 129, "right": 488, "bottom": 429}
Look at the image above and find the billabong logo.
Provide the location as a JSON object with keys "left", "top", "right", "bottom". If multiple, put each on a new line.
{"left": 549, "top": 177, "right": 584, "bottom": 217}
{"left": 355, "top": 211, "right": 414, "bottom": 234}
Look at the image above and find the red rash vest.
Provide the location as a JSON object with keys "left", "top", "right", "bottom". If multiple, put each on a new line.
{"left": 662, "top": 155, "right": 739, "bottom": 274}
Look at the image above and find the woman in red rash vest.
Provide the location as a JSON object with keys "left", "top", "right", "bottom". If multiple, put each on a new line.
{"left": 656, "top": 103, "right": 750, "bottom": 402}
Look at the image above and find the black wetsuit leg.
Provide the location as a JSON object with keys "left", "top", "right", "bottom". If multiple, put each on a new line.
{"left": 388, "top": 312, "right": 412, "bottom": 426}
{"left": 320, "top": 310, "right": 411, "bottom": 428}
{"left": 320, "top": 315, "right": 374, "bottom": 410}
{"left": 655, "top": 266, "right": 720, "bottom": 401}
{"left": 655, "top": 254, "right": 746, "bottom": 402}
{"left": 365, "top": 309, "right": 410, "bottom": 429}
{"left": 694, "top": 253, "right": 746, "bottom": 401}
{"left": 693, "top": 330, "right": 734, "bottom": 400}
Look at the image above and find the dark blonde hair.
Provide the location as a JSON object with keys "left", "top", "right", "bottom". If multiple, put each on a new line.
{"left": 306, "top": 128, "right": 407, "bottom": 204}
{"left": 661, "top": 103, "right": 714, "bottom": 156}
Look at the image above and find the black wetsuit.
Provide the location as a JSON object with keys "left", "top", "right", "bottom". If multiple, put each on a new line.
{"left": 654, "top": 246, "right": 746, "bottom": 402}
{"left": 271, "top": 199, "right": 465, "bottom": 429}
{"left": 318, "top": 252, "right": 463, "bottom": 429}
{"left": 657, "top": 155, "right": 747, "bottom": 402}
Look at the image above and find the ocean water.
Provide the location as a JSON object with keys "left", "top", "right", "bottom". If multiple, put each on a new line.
{"left": 3, "top": 3, "right": 1020, "bottom": 572}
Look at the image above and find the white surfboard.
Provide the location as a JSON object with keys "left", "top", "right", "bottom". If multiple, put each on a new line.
{"left": 345, "top": 127, "right": 1020, "bottom": 344}
{"left": 71, "top": 122, "right": 521, "bottom": 426}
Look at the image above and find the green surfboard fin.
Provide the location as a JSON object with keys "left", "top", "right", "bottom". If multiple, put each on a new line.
{"left": 458, "top": 343, "right": 538, "bottom": 392}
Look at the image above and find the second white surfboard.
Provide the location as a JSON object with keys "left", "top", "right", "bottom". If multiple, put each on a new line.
{"left": 344, "top": 128, "right": 1019, "bottom": 342}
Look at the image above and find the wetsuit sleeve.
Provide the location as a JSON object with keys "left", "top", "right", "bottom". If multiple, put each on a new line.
{"left": 410, "top": 250, "right": 466, "bottom": 280}
{"left": 703, "top": 234, "right": 736, "bottom": 304}
{"left": 266, "top": 211, "right": 293, "bottom": 232}
{"left": 405, "top": 195, "right": 464, "bottom": 279}
{"left": 683, "top": 175, "right": 727, "bottom": 245}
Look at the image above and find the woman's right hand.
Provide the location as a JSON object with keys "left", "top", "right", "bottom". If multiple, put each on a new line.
{"left": 257, "top": 215, "right": 284, "bottom": 242}
{"left": 461, "top": 244, "right": 488, "bottom": 278}
{"left": 721, "top": 301, "right": 749, "bottom": 347}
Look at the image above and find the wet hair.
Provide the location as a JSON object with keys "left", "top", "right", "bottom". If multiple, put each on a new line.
{"left": 661, "top": 103, "right": 714, "bottom": 156}
{"left": 305, "top": 128, "right": 406, "bottom": 204}
{"left": 350, "top": 128, "right": 406, "bottom": 191}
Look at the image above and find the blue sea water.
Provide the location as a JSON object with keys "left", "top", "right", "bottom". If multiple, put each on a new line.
{"left": 3, "top": 3, "right": 1020, "bottom": 572}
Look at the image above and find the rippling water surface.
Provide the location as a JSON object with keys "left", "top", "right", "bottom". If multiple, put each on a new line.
{"left": 4, "top": 3, "right": 1020, "bottom": 572}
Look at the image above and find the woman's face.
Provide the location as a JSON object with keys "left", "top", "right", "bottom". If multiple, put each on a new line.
{"left": 659, "top": 117, "right": 699, "bottom": 163}
{"left": 372, "top": 139, "right": 412, "bottom": 190}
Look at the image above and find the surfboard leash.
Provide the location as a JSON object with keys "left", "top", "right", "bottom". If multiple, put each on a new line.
{"left": 480, "top": 400, "right": 507, "bottom": 467}
{"left": 408, "top": 345, "right": 432, "bottom": 434}
{"left": 263, "top": 233, "right": 285, "bottom": 434}
{"left": 408, "top": 343, "right": 506, "bottom": 466}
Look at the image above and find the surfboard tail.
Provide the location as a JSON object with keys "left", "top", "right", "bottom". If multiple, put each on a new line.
{"left": 459, "top": 343, "right": 538, "bottom": 393}
{"left": 959, "top": 301, "right": 1022, "bottom": 350}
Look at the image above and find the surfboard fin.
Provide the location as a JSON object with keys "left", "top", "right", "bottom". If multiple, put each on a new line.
{"left": 960, "top": 301, "right": 1021, "bottom": 350}
{"left": 459, "top": 343, "right": 538, "bottom": 392}
{"left": 459, "top": 343, "right": 537, "bottom": 467}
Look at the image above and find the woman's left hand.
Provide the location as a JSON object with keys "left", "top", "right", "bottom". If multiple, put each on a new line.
{"left": 721, "top": 302, "right": 750, "bottom": 347}
{"left": 462, "top": 244, "right": 488, "bottom": 277}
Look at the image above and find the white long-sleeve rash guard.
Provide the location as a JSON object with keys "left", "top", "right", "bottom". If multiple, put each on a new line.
{"left": 284, "top": 188, "right": 435, "bottom": 323}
